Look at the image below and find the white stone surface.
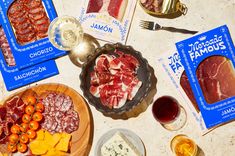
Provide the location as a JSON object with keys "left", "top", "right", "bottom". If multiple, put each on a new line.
{"left": 0, "top": 0, "right": 235, "bottom": 156}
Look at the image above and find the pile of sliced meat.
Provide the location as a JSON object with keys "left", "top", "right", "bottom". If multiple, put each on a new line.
{"left": 86, "top": 0, "right": 128, "bottom": 21}
{"left": 196, "top": 56, "right": 235, "bottom": 104}
{"left": 0, "top": 96, "right": 26, "bottom": 144}
{"left": 140, "top": 0, "right": 163, "bottom": 13}
{"left": 41, "top": 92, "right": 79, "bottom": 134}
{"left": 8, "top": 0, "right": 50, "bottom": 45}
{"left": 0, "top": 26, "right": 16, "bottom": 66}
{"left": 90, "top": 50, "right": 142, "bottom": 109}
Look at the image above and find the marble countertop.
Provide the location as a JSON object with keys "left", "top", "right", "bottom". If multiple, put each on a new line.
{"left": 1, "top": 0, "right": 235, "bottom": 156}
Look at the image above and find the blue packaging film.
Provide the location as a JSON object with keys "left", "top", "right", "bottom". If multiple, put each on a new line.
{"left": 0, "top": 23, "right": 59, "bottom": 91}
{"left": 0, "top": 57, "right": 59, "bottom": 91}
{"left": 0, "top": 0, "right": 67, "bottom": 69}
{"left": 176, "top": 25, "right": 235, "bottom": 128}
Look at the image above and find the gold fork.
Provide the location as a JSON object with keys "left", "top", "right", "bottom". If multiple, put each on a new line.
{"left": 140, "top": 20, "right": 198, "bottom": 34}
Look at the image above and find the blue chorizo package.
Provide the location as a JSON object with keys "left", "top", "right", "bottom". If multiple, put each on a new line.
{"left": 176, "top": 25, "right": 235, "bottom": 128}
{"left": 0, "top": 25, "right": 59, "bottom": 91}
{"left": 0, "top": 0, "right": 66, "bottom": 69}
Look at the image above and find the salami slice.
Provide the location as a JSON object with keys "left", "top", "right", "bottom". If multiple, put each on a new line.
{"left": 62, "top": 110, "right": 79, "bottom": 133}
{"left": 13, "top": 23, "right": 32, "bottom": 32}
{"left": 28, "top": 6, "right": 44, "bottom": 14}
{"left": 28, "top": 11, "right": 47, "bottom": 21}
{"left": 17, "top": 32, "right": 36, "bottom": 43}
{"left": 16, "top": 26, "right": 34, "bottom": 35}
{"left": 33, "top": 16, "right": 50, "bottom": 26}
{"left": 8, "top": 3, "right": 24, "bottom": 16}
{"left": 26, "top": 0, "right": 42, "bottom": 9}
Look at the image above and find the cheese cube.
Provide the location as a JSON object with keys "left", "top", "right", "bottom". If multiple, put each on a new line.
{"left": 30, "top": 140, "right": 48, "bottom": 155}
{"left": 36, "top": 129, "right": 45, "bottom": 140}
{"left": 44, "top": 131, "right": 61, "bottom": 147}
{"left": 101, "top": 132, "right": 142, "bottom": 156}
{"left": 55, "top": 133, "right": 72, "bottom": 152}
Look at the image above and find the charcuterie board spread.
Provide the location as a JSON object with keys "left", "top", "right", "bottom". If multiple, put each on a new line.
{"left": 0, "top": 83, "right": 92, "bottom": 156}
{"left": 0, "top": 0, "right": 234, "bottom": 156}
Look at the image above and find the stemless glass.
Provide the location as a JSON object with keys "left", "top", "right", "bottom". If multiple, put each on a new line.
{"left": 152, "top": 96, "right": 187, "bottom": 131}
{"left": 48, "top": 16, "right": 84, "bottom": 51}
{"left": 48, "top": 16, "right": 99, "bottom": 67}
{"left": 170, "top": 134, "right": 198, "bottom": 156}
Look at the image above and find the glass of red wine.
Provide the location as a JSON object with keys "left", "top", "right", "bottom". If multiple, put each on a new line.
{"left": 152, "top": 96, "right": 187, "bottom": 131}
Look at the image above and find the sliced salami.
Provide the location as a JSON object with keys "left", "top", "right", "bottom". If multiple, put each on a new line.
{"left": 7, "top": 0, "right": 50, "bottom": 45}
{"left": 41, "top": 92, "right": 79, "bottom": 134}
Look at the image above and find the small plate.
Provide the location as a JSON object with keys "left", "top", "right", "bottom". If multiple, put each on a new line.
{"left": 80, "top": 43, "right": 152, "bottom": 115}
{"left": 95, "top": 128, "right": 145, "bottom": 156}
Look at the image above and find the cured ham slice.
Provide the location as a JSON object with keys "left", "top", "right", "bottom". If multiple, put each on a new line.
{"left": 180, "top": 56, "right": 235, "bottom": 111}
{"left": 196, "top": 56, "right": 235, "bottom": 104}
{"left": 90, "top": 50, "right": 142, "bottom": 108}
{"left": 86, "top": 0, "right": 128, "bottom": 21}
{"left": 87, "top": 0, "right": 103, "bottom": 13}
{"left": 180, "top": 71, "right": 199, "bottom": 112}
{"left": 0, "top": 96, "right": 26, "bottom": 144}
{"left": 108, "top": 0, "right": 128, "bottom": 21}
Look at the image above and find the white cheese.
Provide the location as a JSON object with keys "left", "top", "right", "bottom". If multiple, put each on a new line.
{"left": 101, "top": 132, "right": 142, "bottom": 156}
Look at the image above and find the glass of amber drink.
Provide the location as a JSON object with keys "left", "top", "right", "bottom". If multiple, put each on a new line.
{"left": 170, "top": 134, "right": 198, "bottom": 156}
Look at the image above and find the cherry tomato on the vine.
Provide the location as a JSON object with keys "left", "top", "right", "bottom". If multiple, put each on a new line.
{"left": 29, "top": 121, "right": 39, "bottom": 130}
{"left": 26, "top": 96, "right": 36, "bottom": 105}
{"left": 22, "top": 114, "right": 31, "bottom": 124}
{"left": 17, "top": 143, "right": 27, "bottom": 153}
{"left": 19, "top": 134, "right": 29, "bottom": 144}
{"left": 8, "top": 134, "right": 19, "bottom": 143}
{"left": 7, "top": 143, "right": 17, "bottom": 152}
{"left": 32, "top": 112, "right": 43, "bottom": 122}
{"left": 10, "top": 125, "right": 21, "bottom": 134}
{"left": 20, "top": 123, "right": 29, "bottom": 133}
{"left": 25, "top": 105, "right": 35, "bottom": 115}
{"left": 35, "top": 103, "right": 44, "bottom": 112}
{"left": 26, "top": 129, "right": 36, "bottom": 139}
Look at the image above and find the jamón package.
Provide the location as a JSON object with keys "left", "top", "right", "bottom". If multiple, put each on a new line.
{"left": 78, "top": 0, "right": 137, "bottom": 43}
{"left": 176, "top": 25, "right": 235, "bottom": 129}
{"left": 0, "top": 0, "right": 66, "bottom": 69}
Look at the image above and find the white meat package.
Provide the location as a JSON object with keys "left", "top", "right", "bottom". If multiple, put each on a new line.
{"left": 157, "top": 51, "right": 212, "bottom": 135}
{"left": 78, "top": 0, "right": 137, "bottom": 43}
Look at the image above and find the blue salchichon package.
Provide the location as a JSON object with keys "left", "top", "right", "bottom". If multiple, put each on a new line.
{"left": 0, "top": 0, "right": 66, "bottom": 69}
{"left": 0, "top": 57, "right": 59, "bottom": 91}
{"left": 176, "top": 25, "right": 235, "bottom": 128}
{"left": 0, "top": 24, "right": 59, "bottom": 91}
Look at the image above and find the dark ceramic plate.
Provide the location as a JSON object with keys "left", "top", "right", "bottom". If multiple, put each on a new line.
{"left": 80, "top": 43, "right": 152, "bottom": 115}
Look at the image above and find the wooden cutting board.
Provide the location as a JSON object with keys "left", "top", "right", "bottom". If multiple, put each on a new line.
{"left": 0, "top": 83, "right": 93, "bottom": 156}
